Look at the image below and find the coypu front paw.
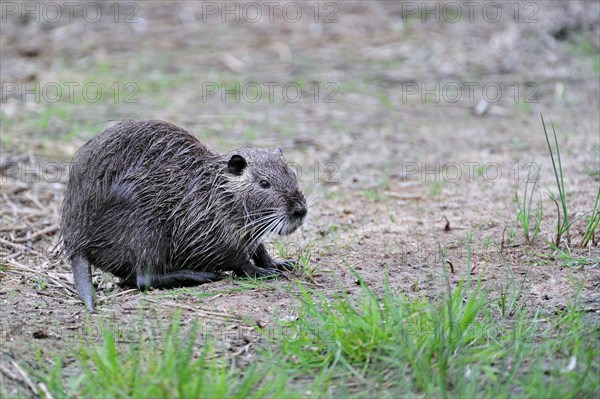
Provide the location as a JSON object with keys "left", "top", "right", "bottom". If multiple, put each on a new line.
{"left": 136, "top": 270, "right": 224, "bottom": 290}
{"left": 252, "top": 243, "right": 296, "bottom": 272}
{"left": 273, "top": 260, "right": 296, "bottom": 271}
{"left": 236, "top": 262, "right": 285, "bottom": 278}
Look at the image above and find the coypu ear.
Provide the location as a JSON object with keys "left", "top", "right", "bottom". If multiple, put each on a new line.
{"left": 228, "top": 154, "right": 247, "bottom": 175}
{"left": 274, "top": 146, "right": 283, "bottom": 156}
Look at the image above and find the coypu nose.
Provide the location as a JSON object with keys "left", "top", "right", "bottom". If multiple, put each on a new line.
{"left": 292, "top": 204, "right": 307, "bottom": 219}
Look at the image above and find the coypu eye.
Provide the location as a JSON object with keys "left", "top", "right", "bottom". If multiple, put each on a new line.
{"left": 259, "top": 180, "right": 271, "bottom": 189}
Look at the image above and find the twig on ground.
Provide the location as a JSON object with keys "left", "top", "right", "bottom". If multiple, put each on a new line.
{"left": 11, "top": 360, "right": 39, "bottom": 397}
{"left": 5, "top": 259, "right": 78, "bottom": 296}
{"left": 13, "top": 224, "right": 59, "bottom": 243}
{"left": 143, "top": 297, "right": 242, "bottom": 322}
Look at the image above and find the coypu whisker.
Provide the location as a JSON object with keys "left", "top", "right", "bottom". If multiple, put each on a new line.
{"left": 245, "top": 215, "right": 282, "bottom": 251}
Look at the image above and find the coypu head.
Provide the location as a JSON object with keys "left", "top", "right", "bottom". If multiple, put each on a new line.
{"left": 224, "top": 147, "right": 307, "bottom": 240}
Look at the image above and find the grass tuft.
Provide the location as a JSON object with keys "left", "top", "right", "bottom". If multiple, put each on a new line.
{"left": 581, "top": 187, "right": 600, "bottom": 246}
{"left": 23, "top": 264, "right": 599, "bottom": 398}
{"left": 515, "top": 160, "right": 543, "bottom": 243}
{"left": 541, "top": 114, "right": 571, "bottom": 246}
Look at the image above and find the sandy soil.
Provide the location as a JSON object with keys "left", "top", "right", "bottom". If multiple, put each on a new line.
{"left": 1, "top": 1, "right": 599, "bottom": 395}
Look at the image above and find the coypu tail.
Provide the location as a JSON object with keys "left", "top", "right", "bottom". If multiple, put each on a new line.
{"left": 71, "top": 253, "right": 95, "bottom": 312}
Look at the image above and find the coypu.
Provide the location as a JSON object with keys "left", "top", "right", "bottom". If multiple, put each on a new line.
{"left": 61, "top": 120, "right": 308, "bottom": 312}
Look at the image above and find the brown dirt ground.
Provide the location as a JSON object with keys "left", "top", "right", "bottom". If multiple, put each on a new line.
{"left": 1, "top": 1, "right": 599, "bottom": 396}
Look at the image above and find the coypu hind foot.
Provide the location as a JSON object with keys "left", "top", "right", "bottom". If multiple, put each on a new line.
{"left": 73, "top": 253, "right": 224, "bottom": 313}
{"left": 133, "top": 270, "right": 224, "bottom": 291}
